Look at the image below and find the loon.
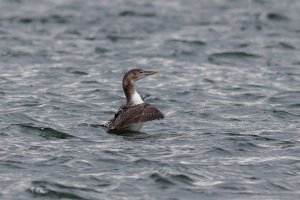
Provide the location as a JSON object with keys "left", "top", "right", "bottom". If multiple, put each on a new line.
{"left": 106, "top": 69, "right": 164, "bottom": 132}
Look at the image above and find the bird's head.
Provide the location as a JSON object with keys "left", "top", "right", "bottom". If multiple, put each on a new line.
{"left": 125, "top": 68, "right": 159, "bottom": 82}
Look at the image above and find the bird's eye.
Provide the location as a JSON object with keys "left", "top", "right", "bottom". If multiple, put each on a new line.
{"left": 139, "top": 70, "right": 143, "bottom": 73}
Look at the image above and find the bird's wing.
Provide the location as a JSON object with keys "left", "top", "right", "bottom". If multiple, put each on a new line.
{"left": 108, "top": 103, "right": 164, "bottom": 130}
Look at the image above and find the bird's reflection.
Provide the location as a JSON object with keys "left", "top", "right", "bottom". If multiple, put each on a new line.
{"left": 108, "top": 129, "right": 153, "bottom": 140}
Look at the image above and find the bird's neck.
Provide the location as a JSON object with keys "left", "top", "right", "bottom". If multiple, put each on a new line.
{"left": 123, "top": 79, "right": 144, "bottom": 107}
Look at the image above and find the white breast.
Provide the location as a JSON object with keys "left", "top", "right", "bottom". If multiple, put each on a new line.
{"left": 125, "top": 123, "right": 144, "bottom": 131}
{"left": 131, "top": 91, "right": 144, "bottom": 105}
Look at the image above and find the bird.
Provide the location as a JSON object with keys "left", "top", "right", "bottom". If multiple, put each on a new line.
{"left": 106, "top": 69, "right": 164, "bottom": 132}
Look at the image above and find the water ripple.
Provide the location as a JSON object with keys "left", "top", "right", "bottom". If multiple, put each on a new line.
{"left": 17, "top": 124, "right": 75, "bottom": 139}
{"left": 1, "top": 0, "right": 300, "bottom": 199}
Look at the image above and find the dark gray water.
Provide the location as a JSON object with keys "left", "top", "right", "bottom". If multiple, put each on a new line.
{"left": 1, "top": 0, "right": 300, "bottom": 199}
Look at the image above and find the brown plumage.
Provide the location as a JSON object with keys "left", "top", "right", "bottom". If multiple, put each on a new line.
{"left": 106, "top": 69, "right": 164, "bottom": 132}
{"left": 107, "top": 103, "right": 164, "bottom": 130}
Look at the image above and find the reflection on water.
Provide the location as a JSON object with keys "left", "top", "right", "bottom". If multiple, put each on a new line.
{"left": 0, "top": 0, "right": 300, "bottom": 199}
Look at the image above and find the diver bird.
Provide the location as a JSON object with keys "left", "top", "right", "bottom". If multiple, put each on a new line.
{"left": 106, "top": 69, "right": 164, "bottom": 132}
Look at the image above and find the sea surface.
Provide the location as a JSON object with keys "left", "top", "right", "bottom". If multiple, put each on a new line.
{"left": 0, "top": 0, "right": 300, "bottom": 199}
